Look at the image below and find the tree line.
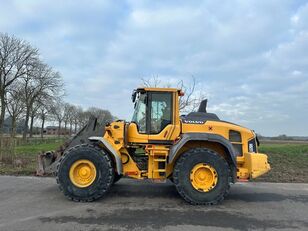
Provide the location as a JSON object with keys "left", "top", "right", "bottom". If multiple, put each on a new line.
{"left": 0, "top": 33, "right": 113, "bottom": 139}
{"left": 47, "top": 103, "right": 113, "bottom": 138}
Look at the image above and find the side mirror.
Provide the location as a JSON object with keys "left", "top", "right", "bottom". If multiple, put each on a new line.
{"left": 131, "top": 90, "right": 137, "bottom": 103}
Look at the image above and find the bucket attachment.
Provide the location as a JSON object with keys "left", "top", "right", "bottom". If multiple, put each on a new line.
{"left": 36, "top": 116, "right": 106, "bottom": 176}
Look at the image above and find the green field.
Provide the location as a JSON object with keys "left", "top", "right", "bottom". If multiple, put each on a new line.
{"left": 0, "top": 140, "right": 308, "bottom": 183}
{"left": 0, "top": 140, "right": 64, "bottom": 175}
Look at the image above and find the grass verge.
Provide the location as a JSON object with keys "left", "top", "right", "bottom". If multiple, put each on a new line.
{"left": 0, "top": 140, "right": 64, "bottom": 175}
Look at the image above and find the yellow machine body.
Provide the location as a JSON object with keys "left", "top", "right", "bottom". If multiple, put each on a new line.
{"left": 101, "top": 87, "right": 270, "bottom": 182}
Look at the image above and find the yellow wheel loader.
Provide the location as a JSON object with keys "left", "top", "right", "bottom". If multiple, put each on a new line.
{"left": 53, "top": 87, "right": 270, "bottom": 205}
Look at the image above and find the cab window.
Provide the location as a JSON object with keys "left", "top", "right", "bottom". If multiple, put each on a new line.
{"left": 150, "top": 93, "right": 172, "bottom": 134}
{"left": 131, "top": 93, "right": 147, "bottom": 133}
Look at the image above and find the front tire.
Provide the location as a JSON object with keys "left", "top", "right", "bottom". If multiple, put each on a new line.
{"left": 173, "top": 148, "right": 230, "bottom": 205}
{"left": 56, "top": 144, "right": 114, "bottom": 202}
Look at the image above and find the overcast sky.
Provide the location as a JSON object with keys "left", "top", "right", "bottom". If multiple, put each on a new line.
{"left": 1, "top": 0, "right": 307, "bottom": 136}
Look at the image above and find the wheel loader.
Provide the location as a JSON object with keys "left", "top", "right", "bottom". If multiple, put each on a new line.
{"left": 51, "top": 87, "right": 270, "bottom": 205}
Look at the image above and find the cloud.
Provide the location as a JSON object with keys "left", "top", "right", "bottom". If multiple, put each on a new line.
{"left": 0, "top": 0, "right": 307, "bottom": 136}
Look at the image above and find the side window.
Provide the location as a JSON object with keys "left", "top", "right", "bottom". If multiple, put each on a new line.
{"left": 150, "top": 93, "right": 172, "bottom": 134}
{"left": 132, "top": 93, "right": 147, "bottom": 133}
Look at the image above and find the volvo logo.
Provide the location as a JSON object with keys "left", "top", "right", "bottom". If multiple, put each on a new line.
{"left": 183, "top": 120, "right": 205, "bottom": 124}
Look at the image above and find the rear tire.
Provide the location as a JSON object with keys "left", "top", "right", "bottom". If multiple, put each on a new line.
{"left": 56, "top": 144, "right": 114, "bottom": 202}
{"left": 173, "top": 148, "right": 230, "bottom": 205}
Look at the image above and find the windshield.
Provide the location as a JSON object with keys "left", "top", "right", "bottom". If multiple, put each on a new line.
{"left": 131, "top": 92, "right": 147, "bottom": 133}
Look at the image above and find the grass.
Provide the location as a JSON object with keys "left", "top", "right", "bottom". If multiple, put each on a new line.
{"left": 256, "top": 143, "right": 308, "bottom": 183}
{"left": 15, "top": 142, "right": 62, "bottom": 155}
{"left": 0, "top": 139, "right": 64, "bottom": 175}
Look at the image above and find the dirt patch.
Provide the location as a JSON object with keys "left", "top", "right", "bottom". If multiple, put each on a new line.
{"left": 255, "top": 143, "right": 308, "bottom": 183}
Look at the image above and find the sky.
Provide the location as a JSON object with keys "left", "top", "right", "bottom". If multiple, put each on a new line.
{"left": 0, "top": 0, "right": 307, "bottom": 136}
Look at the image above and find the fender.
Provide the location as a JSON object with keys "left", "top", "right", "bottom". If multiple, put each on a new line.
{"left": 88, "top": 136, "right": 123, "bottom": 174}
{"left": 169, "top": 133, "right": 237, "bottom": 181}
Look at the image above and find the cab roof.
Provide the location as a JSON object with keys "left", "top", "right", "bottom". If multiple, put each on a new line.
{"left": 137, "top": 87, "right": 181, "bottom": 93}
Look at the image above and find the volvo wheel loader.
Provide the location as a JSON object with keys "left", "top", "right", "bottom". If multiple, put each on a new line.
{"left": 55, "top": 87, "right": 270, "bottom": 205}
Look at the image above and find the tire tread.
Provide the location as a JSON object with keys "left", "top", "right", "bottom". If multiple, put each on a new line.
{"left": 173, "top": 148, "right": 231, "bottom": 205}
{"left": 56, "top": 143, "right": 114, "bottom": 202}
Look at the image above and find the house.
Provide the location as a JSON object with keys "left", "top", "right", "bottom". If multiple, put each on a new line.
{"left": 45, "top": 126, "right": 70, "bottom": 135}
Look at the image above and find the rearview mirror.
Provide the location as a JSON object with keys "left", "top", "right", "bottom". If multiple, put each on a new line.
{"left": 131, "top": 90, "right": 137, "bottom": 103}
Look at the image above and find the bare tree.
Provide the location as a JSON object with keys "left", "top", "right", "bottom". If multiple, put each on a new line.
{"left": 50, "top": 100, "right": 66, "bottom": 137}
{"left": 177, "top": 78, "right": 196, "bottom": 111}
{"left": 38, "top": 105, "right": 49, "bottom": 138}
{"left": 47, "top": 103, "right": 115, "bottom": 136}
{"left": 63, "top": 103, "right": 73, "bottom": 134}
{"left": 31, "top": 95, "right": 55, "bottom": 138}
{"left": 87, "top": 107, "right": 113, "bottom": 124}
{"left": 29, "top": 101, "right": 41, "bottom": 138}
{"left": 67, "top": 104, "right": 77, "bottom": 135}
{"left": 141, "top": 76, "right": 205, "bottom": 113}
{"left": 72, "top": 106, "right": 83, "bottom": 133}
{"left": 21, "top": 61, "right": 63, "bottom": 139}
{"left": 0, "top": 33, "right": 38, "bottom": 134}
{"left": 176, "top": 77, "right": 206, "bottom": 113}
{"left": 77, "top": 109, "right": 89, "bottom": 129}
{"left": 141, "top": 76, "right": 161, "bottom": 88}
{"left": 5, "top": 83, "right": 25, "bottom": 137}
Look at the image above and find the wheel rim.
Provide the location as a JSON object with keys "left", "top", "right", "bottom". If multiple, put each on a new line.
{"left": 69, "top": 159, "right": 97, "bottom": 188}
{"left": 190, "top": 163, "right": 218, "bottom": 192}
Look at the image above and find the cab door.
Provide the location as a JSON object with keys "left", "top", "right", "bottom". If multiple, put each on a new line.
{"left": 147, "top": 92, "right": 180, "bottom": 143}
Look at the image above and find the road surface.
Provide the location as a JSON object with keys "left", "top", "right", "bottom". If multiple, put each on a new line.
{"left": 0, "top": 176, "right": 308, "bottom": 231}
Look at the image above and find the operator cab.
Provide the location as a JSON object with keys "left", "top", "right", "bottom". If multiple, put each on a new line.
{"left": 132, "top": 89, "right": 172, "bottom": 134}
{"left": 128, "top": 88, "right": 182, "bottom": 143}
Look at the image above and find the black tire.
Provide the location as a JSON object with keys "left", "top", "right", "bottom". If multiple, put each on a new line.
{"left": 224, "top": 173, "right": 232, "bottom": 198}
{"left": 56, "top": 144, "right": 114, "bottom": 202}
{"left": 173, "top": 148, "right": 230, "bottom": 205}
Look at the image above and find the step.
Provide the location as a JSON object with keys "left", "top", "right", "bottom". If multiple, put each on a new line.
{"left": 154, "top": 169, "right": 166, "bottom": 173}
{"left": 153, "top": 159, "right": 167, "bottom": 162}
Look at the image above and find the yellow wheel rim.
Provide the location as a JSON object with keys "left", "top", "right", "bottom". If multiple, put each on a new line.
{"left": 190, "top": 163, "right": 218, "bottom": 192}
{"left": 69, "top": 159, "right": 97, "bottom": 188}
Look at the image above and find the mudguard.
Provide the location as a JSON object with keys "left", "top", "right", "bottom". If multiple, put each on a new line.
{"left": 88, "top": 136, "right": 123, "bottom": 174}
{"left": 169, "top": 133, "right": 237, "bottom": 182}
